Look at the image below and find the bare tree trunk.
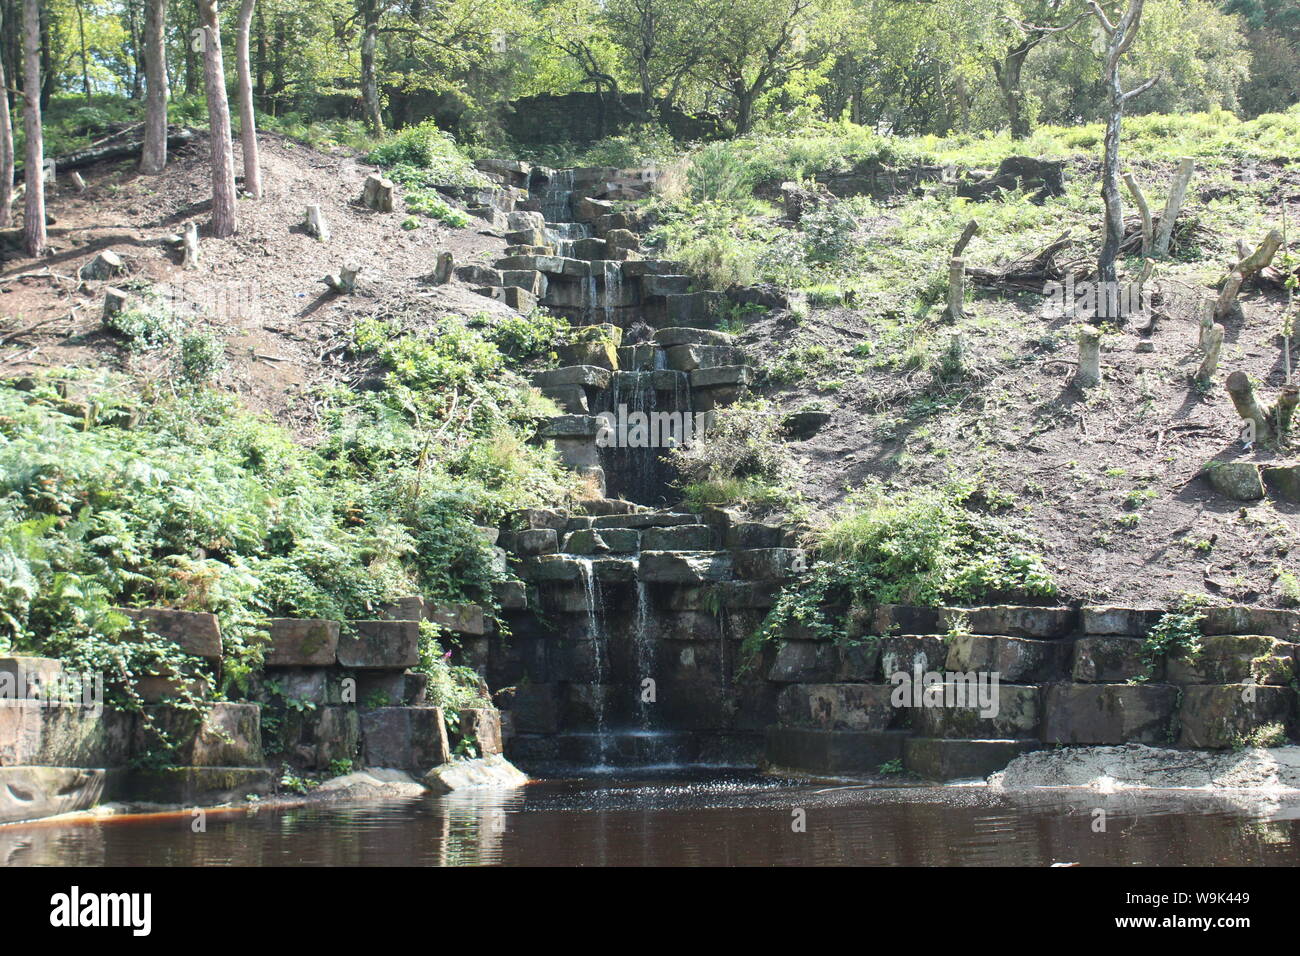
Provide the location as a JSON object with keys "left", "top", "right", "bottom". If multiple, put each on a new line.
{"left": 1088, "top": 0, "right": 1154, "bottom": 320}
{"left": 235, "top": 0, "right": 261, "bottom": 197}
{"left": 21, "top": 0, "right": 45, "bottom": 258}
{"left": 1196, "top": 323, "right": 1223, "bottom": 386}
{"left": 1215, "top": 229, "right": 1284, "bottom": 320}
{"left": 1153, "top": 157, "right": 1193, "bottom": 258}
{"left": 197, "top": 0, "right": 237, "bottom": 238}
{"left": 1122, "top": 171, "right": 1151, "bottom": 257}
{"left": 1226, "top": 370, "right": 1274, "bottom": 444}
{"left": 140, "top": 0, "right": 169, "bottom": 174}
{"left": 359, "top": 0, "right": 383, "bottom": 134}
{"left": 0, "top": 11, "right": 13, "bottom": 229}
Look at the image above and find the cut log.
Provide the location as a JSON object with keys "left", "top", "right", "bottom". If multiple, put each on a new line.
{"left": 1196, "top": 323, "right": 1223, "bottom": 386}
{"left": 1075, "top": 328, "right": 1101, "bottom": 389}
{"left": 362, "top": 173, "right": 394, "bottom": 212}
{"left": 67, "top": 170, "right": 86, "bottom": 193}
{"left": 323, "top": 263, "right": 361, "bottom": 294}
{"left": 181, "top": 221, "right": 199, "bottom": 269}
{"left": 1153, "top": 157, "right": 1193, "bottom": 258}
{"left": 304, "top": 204, "right": 329, "bottom": 241}
{"left": 1226, "top": 370, "right": 1273, "bottom": 444}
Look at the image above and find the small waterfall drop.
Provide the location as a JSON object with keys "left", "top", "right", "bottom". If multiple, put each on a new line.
{"left": 602, "top": 260, "right": 621, "bottom": 325}
{"left": 541, "top": 169, "right": 575, "bottom": 222}
{"left": 576, "top": 557, "right": 611, "bottom": 768}
{"left": 633, "top": 577, "right": 653, "bottom": 729}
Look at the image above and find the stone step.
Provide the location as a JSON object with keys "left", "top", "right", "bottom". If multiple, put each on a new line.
{"left": 590, "top": 511, "right": 699, "bottom": 529}
{"left": 532, "top": 365, "right": 611, "bottom": 389}
{"left": 641, "top": 274, "right": 693, "bottom": 297}
{"left": 1177, "top": 684, "right": 1297, "bottom": 748}
{"left": 120, "top": 766, "right": 274, "bottom": 805}
{"left": 1041, "top": 684, "right": 1177, "bottom": 745}
{"left": 943, "top": 633, "right": 1072, "bottom": 682}
{"left": 538, "top": 414, "right": 602, "bottom": 439}
{"left": 262, "top": 619, "right": 339, "bottom": 667}
{"left": 639, "top": 550, "right": 732, "bottom": 583}
{"left": 562, "top": 528, "right": 641, "bottom": 555}
{"left": 776, "top": 683, "right": 899, "bottom": 732}
{"left": 1071, "top": 635, "right": 1152, "bottom": 682}
{"left": 0, "top": 656, "right": 63, "bottom": 699}
{"left": 0, "top": 766, "right": 108, "bottom": 824}
{"left": 665, "top": 291, "right": 729, "bottom": 326}
{"left": 903, "top": 738, "right": 1040, "bottom": 781}
{"left": 652, "top": 327, "right": 737, "bottom": 348}
{"left": 339, "top": 620, "right": 420, "bottom": 669}
{"left": 1167, "top": 634, "right": 1297, "bottom": 685}
{"left": 117, "top": 607, "right": 224, "bottom": 661}
{"left": 764, "top": 727, "right": 909, "bottom": 775}
{"left": 665, "top": 343, "right": 748, "bottom": 371}
{"left": 911, "top": 683, "right": 1041, "bottom": 739}
{"left": 872, "top": 604, "right": 1078, "bottom": 640}
{"left": 360, "top": 705, "right": 453, "bottom": 771}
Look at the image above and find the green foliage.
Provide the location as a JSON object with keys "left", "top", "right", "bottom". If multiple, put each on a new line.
{"left": 670, "top": 399, "right": 794, "bottom": 492}
{"left": 1137, "top": 596, "right": 1209, "bottom": 681}
{"left": 686, "top": 143, "right": 756, "bottom": 203}
{"left": 104, "top": 305, "right": 182, "bottom": 352}
{"left": 366, "top": 122, "right": 487, "bottom": 187}
{"left": 177, "top": 331, "right": 227, "bottom": 383}
{"left": 416, "top": 621, "right": 490, "bottom": 717}
{"left": 754, "top": 480, "right": 1056, "bottom": 650}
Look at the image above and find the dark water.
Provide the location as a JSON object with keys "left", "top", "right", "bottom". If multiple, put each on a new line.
{"left": 5, "top": 771, "right": 1300, "bottom": 866}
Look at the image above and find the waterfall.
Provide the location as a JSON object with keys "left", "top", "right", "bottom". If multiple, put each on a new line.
{"left": 602, "top": 260, "right": 621, "bottom": 325}
{"left": 633, "top": 577, "right": 653, "bottom": 730}
{"left": 542, "top": 169, "right": 575, "bottom": 223}
{"left": 576, "top": 557, "right": 611, "bottom": 768}
{"left": 583, "top": 274, "right": 598, "bottom": 324}
{"left": 544, "top": 221, "right": 591, "bottom": 258}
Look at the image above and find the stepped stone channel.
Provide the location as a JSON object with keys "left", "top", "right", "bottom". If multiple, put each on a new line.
{"left": 457, "top": 163, "right": 1300, "bottom": 779}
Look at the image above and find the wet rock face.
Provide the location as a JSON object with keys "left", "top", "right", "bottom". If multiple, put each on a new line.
{"left": 1177, "top": 685, "right": 1297, "bottom": 749}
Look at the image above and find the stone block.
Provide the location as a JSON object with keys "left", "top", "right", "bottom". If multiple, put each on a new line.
{"left": 1199, "top": 606, "right": 1300, "bottom": 640}
{"left": 689, "top": 365, "right": 753, "bottom": 389}
{"left": 639, "top": 550, "right": 732, "bottom": 583}
{"left": 118, "top": 608, "right": 223, "bottom": 660}
{"left": 455, "top": 707, "right": 503, "bottom": 756}
{"left": 651, "top": 327, "right": 737, "bottom": 348}
{"left": 1205, "top": 461, "right": 1265, "bottom": 501}
{"left": 276, "top": 706, "right": 361, "bottom": 770}
{"left": 953, "top": 605, "right": 1076, "bottom": 639}
{"left": 1167, "top": 635, "right": 1297, "bottom": 685}
{"left": 122, "top": 767, "right": 274, "bottom": 804}
{"left": 724, "top": 522, "right": 785, "bottom": 549}
{"left": 911, "top": 683, "right": 1041, "bottom": 739}
{"left": 763, "top": 727, "right": 908, "bottom": 774}
{"left": 263, "top": 619, "right": 339, "bottom": 667}
{"left": 0, "top": 656, "right": 63, "bottom": 699}
{"left": 0, "top": 702, "right": 135, "bottom": 768}
{"left": 776, "top": 683, "right": 898, "bottom": 731}
{"left": 426, "top": 602, "right": 486, "bottom": 635}
{"left": 878, "top": 635, "right": 948, "bottom": 680}
{"left": 904, "top": 738, "right": 1040, "bottom": 781}
{"left": 641, "top": 524, "right": 713, "bottom": 551}
{"left": 360, "top": 706, "right": 451, "bottom": 771}
{"left": 1072, "top": 636, "right": 1151, "bottom": 682}
{"left": 139, "top": 702, "right": 264, "bottom": 767}
{"left": 1177, "top": 684, "right": 1297, "bottom": 749}
{"left": 338, "top": 620, "right": 420, "bottom": 669}
{"left": 767, "top": 641, "right": 839, "bottom": 683}
{"left": 1080, "top": 605, "right": 1165, "bottom": 636}
{"left": 732, "top": 548, "right": 802, "bottom": 581}
{"left": 515, "top": 528, "right": 559, "bottom": 555}
{"left": 0, "top": 767, "right": 108, "bottom": 824}
{"left": 1041, "top": 684, "right": 1178, "bottom": 745}
{"left": 944, "top": 633, "right": 1071, "bottom": 682}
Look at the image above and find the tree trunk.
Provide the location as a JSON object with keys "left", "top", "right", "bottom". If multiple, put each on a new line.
{"left": 995, "top": 47, "right": 1031, "bottom": 140}
{"left": 1152, "top": 157, "right": 1193, "bottom": 258}
{"left": 360, "top": 0, "right": 382, "bottom": 134}
{"left": 0, "top": 12, "right": 13, "bottom": 229}
{"left": 1122, "top": 171, "right": 1151, "bottom": 257}
{"left": 1075, "top": 327, "right": 1101, "bottom": 388}
{"left": 140, "top": 0, "right": 169, "bottom": 174}
{"left": 1226, "top": 370, "right": 1273, "bottom": 444}
{"left": 235, "top": 0, "right": 261, "bottom": 198}
{"left": 21, "top": 0, "right": 45, "bottom": 258}
{"left": 197, "top": 0, "right": 237, "bottom": 237}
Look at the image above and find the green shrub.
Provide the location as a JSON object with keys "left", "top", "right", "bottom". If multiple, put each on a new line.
{"left": 753, "top": 481, "right": 1056, "bottom": 648}
{"left": 177, "top": 331, "right": 227, "bottom": 383}
{"left": 687, "top": 142, "right": 755, "bottom": 203}
{"left": 365, "top": 121, "right": 486, "bottom": 187}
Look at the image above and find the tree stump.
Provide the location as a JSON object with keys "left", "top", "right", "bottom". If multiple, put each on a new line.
{"left": 433, "top": 251, "right": 453, "bottom": 285}
{"left": 304, "top": 204, "right": 330, "bottom": 241}
{"left": 945, "top": 256, "right": 965, "bottom": 320}
{"left": 1196, "top": 323, "right": 1224, "bottom": 386}
{"left": 323, "top": 263, "right": 361, "bottom": 294}
{"left": 362, "top": 174, "right": 394, "bottom": 212}
{"left": 67, "top": 170, "right": 86, "bottom": 193}
{"left": 181, "top": 221, "right": 200, "bottom": 269}
{"left": 102, "top": 287, "right": 132, "bottom": 320}
{"left": 79, "top": 250, "right": 126, "bottom": 281}
{"left": 1226, "top": 369, "right": 1273, "bottom": 444}
{"left": 1215, "top": 229, "right": 1283, "bottom": 320}
{"left": 1074, "top": 328, "right": 1101, "bottom": 389}
{"left": 1123, "top": 171, "right": 1151, "bottom": 257}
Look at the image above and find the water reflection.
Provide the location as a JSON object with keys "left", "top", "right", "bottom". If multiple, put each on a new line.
{"left": 5, "top": 772, "right": 1300, "bottom": 866}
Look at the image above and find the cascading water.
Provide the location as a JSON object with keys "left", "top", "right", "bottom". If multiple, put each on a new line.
{"left": 633, "top": 578, "right": 653, "bottom": 730}
{"left": 575, "top": 557, "right": 611, "bottom": 768}
{"left": 544, "top": 221, "right": 591, "bottom": 258}
{"left": 541, "top": 169, "right": 575, "bottom": 223}
{"left": 602, "top": 260, "right": 621, "bottom": 325}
